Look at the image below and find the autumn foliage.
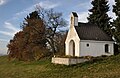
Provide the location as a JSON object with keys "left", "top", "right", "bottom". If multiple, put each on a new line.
{"left": 7, "top": 8, "right": 67, "bottom": 61}
{"left": 7, "top": 11, "right": 48, "bottom": 61}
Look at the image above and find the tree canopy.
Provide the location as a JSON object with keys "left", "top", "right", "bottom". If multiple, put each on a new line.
{"left": 87, "top": 0, "right": 111, "bottom": 36}
{"left": 7, "top": 11, "right": 47, "bottom": 61}
{"left": 112, "top": 0, "right": 120, "bottom": 46}
{"left": 7, "top": 8, "right": 67, "bottom": 61}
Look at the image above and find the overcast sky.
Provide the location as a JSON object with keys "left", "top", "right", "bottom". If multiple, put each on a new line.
{"left": 0, "top": 0, "right": 116, "bottom": 55}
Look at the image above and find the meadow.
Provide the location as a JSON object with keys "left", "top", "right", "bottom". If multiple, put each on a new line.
{"left": 0, "top": 54, "right": 120, "bottom": 78}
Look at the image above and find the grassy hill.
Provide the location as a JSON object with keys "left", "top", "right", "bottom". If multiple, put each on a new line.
{"left": 0, "top": 55, "right": 120, "bottom": 78}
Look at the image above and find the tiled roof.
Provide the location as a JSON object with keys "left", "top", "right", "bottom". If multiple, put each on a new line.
{"left": 75, "top": 22, "right": 113, "bottom": 41}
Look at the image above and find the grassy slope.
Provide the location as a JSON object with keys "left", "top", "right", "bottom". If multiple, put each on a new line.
{"left": 0, "top": 55, "right": 120, "bottom": 78}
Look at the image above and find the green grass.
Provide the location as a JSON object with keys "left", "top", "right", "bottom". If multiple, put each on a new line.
{"left": 0, "top": 55, "right": 120, "bottom": 78}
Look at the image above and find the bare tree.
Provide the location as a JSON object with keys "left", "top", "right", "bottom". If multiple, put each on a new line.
{"left": 35, "top": 6, "right": 67, "bottom": 55}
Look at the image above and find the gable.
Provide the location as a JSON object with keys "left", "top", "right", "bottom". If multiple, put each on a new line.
{"left": 75, "top": 23, "right": 113, "bottom": 41}
{"left": 65, "top": 26, "right": 80, "bottom": 43}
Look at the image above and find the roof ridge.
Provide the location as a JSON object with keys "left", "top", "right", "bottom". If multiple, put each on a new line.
{"left": 72, "top": 12, "right": 78, "bottom": 17}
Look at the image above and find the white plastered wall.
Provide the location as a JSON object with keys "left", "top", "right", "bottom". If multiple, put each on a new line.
{"left": 80, "top": 40, "right": 114, "bottom": 57}
{"left": 65, "top": 26, "right": 80, "bottom": 57}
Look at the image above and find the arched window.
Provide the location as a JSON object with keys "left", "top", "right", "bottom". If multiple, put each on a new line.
{"left": 105, "top": 44, "right": 109, "bottom": 53}
{"left": 71, "top": 17, "right": 73, "bottom": 25}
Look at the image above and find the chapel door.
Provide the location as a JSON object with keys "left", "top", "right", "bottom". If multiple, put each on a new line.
{"left": 69, "top": 40, "right": 75, "bottom": 56}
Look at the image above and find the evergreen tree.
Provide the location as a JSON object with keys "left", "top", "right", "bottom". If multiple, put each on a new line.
{"left": 112, "top": 0, "right": 120, "bottom": 45}
{"left": 87, "top": 0, "right": 111, "bottom": 36}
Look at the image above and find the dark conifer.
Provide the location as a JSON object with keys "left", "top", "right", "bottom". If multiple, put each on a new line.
{"left": 112, "top": 0, "right": 120, "bottom": 45}
{"left": 87, "top": 0, "right": 111, "bottom": 36}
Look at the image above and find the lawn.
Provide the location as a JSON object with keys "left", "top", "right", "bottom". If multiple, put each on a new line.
{"left": 0, "top": 55, "right": 120, "bottom": 78}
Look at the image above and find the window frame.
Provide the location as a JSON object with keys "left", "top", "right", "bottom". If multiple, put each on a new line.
{"left": 86, "top": 44, "right": 89, "bottom": 47}
{"left": 105, "top": 44, "right": 109, "bottom": 53}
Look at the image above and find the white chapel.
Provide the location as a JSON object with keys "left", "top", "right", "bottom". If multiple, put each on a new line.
{"left": 65, "top": 12, "right": 114, "bottom": 57}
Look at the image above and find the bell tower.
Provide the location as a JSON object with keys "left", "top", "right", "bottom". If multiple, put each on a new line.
{"left": 70, "top": 12, "right": 78, "bottom": 28}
